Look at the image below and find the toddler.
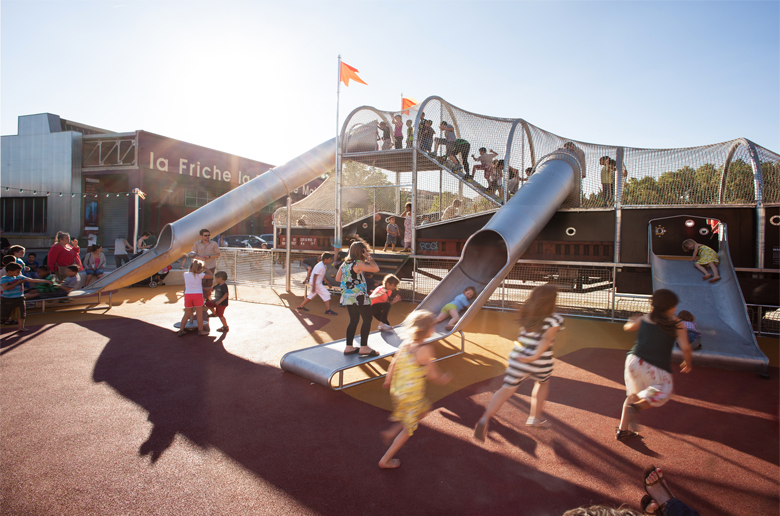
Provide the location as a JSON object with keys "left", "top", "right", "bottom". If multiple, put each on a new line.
{"left": 296, "top": 252, "right": 337, "bottom": 315}
{"left": 682, "top": 239, "right": 720, "bottom": 283}
{"left": 383, "top": 217, "right": 400, "bottom": 252}
{"left": 371, "top": 274, "right": 401, "bottom": 332}
{"left": 206, "top": 271, "right": 230, "bottom": 333}
{"left": 434, "top": 286, "right": 477, "bottom": 330}
{"left": 378, "top": 310, "right": 453, "bottom": 469}
{"left": 677, "top": 310, "right": 702, "bottom": 350}
{"left": 405, "top": 119, "right": 414, "bottom": 148}
{"left": 475, "top": 284, "right": 563, "bottom": 440}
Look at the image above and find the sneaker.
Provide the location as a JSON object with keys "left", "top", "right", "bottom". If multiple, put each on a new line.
{"left": 324, "top": 310, "right": 338, "bottom": 315}
{"left": 615, "top": 428, "right": 640, "bottom": 441}
{"left": 296, "top": 306, "right": 309, "bottom": 312}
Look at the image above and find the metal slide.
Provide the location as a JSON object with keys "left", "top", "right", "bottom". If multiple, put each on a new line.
{"left": 81, "top": 138, "right": 337, "bottom": 294}
{"left": 650, "top": 221, "right": 768, "bottom": 373}
{"left": 281, "top": 151, "right": 581, "bottom": 389}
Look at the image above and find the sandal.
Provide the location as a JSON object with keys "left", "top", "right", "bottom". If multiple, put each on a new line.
{"left": 198, "top": 330, "right": 210, "bottom": 336}
{"left": 216, "top": 327, "right": 229, "bottom": 333}
{"left": 640, "top": 494, "right": 658, "bottom": 515}
{"left": 359, "top": 349, "right": 379, "bottom": 358}
{"left": 177, "top": 330, "right": 186, "bottom": 337}
{"left": 643, "top": 465, "right": 674, "bottom": 511}
{"left": 343, "top": 347, "right": 359, "bottom": 355}
{"left": 616, "top": 427, "right": 640, "bottom": 441}
{"left": 526, "top": 418, "right": 552, "bottom": 429}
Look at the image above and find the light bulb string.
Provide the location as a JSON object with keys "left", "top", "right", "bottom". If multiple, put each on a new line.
{"left": 1, "top": 185, "right": 138, "bottom": 198}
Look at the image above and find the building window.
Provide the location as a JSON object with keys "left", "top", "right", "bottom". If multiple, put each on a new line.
{"left": 184, "top": 189, "right": 213, "bottom": 208}
{"left": 1, "top": 197, "right": 47, "bottom": 234}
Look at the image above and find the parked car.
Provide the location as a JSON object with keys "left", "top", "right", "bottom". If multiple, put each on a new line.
{"left": 223, "top": 235, "right": 271, "bottom": 249}
{"left": 259, "top": 234, "right": 275, "bottom": 247}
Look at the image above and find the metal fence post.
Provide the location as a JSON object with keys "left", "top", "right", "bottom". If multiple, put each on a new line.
{"left": 286, "top": 197, "right": 292, "bottom": 293}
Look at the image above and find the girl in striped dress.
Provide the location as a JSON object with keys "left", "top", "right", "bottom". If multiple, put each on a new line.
{"left": 474, "top": 284, "right": 563, "bottom": 441}
{"left": 378, "top": 310, "right": 453, "bottom": 469}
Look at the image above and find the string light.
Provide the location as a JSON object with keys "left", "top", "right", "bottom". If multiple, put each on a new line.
{"left": 71, "top": 194, "right": 75, "bottom": 198}
{"left": 59, "top": 193, "right": 63, "bottom": 196}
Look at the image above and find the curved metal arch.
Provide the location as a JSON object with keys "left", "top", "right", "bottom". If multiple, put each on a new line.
{"left": 339, "top": 105, "right": 395, "bottom": 153}
{"left": 720, "top": 138, "right": 763, "bottom": 205}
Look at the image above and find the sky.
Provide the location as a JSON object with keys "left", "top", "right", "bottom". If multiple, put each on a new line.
{"left": 2, "top": 0, "right": 778, "bottom": 167}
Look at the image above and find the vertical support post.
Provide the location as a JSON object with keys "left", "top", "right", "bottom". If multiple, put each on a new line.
{"left": 395, "top": 171, "right": 400, "bottom": 214}
{"left": 612, "top": 147, "right": 624, "bottom": 321}
{"left": 335, "top": 55, "right": 343, "bottom": 256}
{"left": 372, "top": 186, "right": 376, "bottom": 249}
{"left": 438, "top": 169, "right": 443, "bottom": 219}
{"left": 232, "top": 250, "right": 239, "bottom": 301}
{"left": 132, "top": 190, "right": 140, "bottom": 254}
{"left": 412, "top": 258, "right": 417, "bottom": 303}
{"left": 286, "top": 197, "right": 292, "bottom": 293}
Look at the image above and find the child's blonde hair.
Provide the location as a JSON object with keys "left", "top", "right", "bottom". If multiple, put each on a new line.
{"left": 383, "top": 274, "right": 400, "bottom": 288}
{"left": 682, "top": 239, "right": 696, "bottom": 251}
{"left": 404, "top": 310, "right": 436, "bottom": 343}
{"left": 189, "top": 258, "right": 205, "bottom": 274}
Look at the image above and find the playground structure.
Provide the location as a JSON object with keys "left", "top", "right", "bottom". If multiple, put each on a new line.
{"left": 62, "top": 95, "right": 779, "bottom": 383}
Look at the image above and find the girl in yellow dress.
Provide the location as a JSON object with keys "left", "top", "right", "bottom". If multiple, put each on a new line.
{"left": 682, "top": 239, "right": 721, "bottom": 283}
{"left": 378, "top": 310, "right": 453, "bottom": 469}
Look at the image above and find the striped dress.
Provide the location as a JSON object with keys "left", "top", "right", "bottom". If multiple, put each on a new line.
{"left": 503, "top": 314, "right": 565, "bottom": 386}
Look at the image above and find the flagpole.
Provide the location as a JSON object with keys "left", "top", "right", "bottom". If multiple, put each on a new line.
{"left": 334, "top": 55, "right": 343, "bottom": 254}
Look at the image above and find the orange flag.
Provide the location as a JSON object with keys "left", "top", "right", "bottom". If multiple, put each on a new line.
{"left": 401, "top": 97, "right": 418, "bottom": 113}
{"left": 340, "top": 62, "right": 368, "bottom": 86}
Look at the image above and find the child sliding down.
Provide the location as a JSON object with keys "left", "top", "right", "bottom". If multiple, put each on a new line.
{"left": 378, "top": 310, "right": 452, "bottom": 469}
{"left": 474, "top": 284, "right": 563, "bottom": 441}
{"left": 435, "top": 286, "right": 476, "bottom": 330}
{"left": 682, "top": 239, "right": 720, "bottom": 283}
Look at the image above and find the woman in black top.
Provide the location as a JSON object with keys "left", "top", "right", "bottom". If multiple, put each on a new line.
{"left": 616, "top": 289, "right": 693, "bottom": 442}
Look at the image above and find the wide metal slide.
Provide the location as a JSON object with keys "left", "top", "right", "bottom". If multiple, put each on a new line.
{"left": 77, "top": 138, "right": 337, "bottom": 295}
{"left": 650, "top": 216, "right": 768, "bottom": 373}
{"left": 280, "top": 151, "right": 581, "bottom": 389}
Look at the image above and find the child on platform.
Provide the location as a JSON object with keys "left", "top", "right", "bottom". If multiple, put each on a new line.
{"left": 178, "top": 259, "right": 212, "bottom": 337}
{"left": 471, "top": 147, "right": 498, "bottom": 183}
{"left": 206, "top": 271, "right": 230, "bottom": 333}
{"left": 616, "top": 289, "right": 693, "bottom": 442}
{"left": 677, "top": 310, "right": 702, "bottom": 350}
{"left": 378, "top": 310, "right": 453, "bottom": 469}
{"left": 383, "top": 217, "right": 400, "bottom": 252}
{"left": 296, "top": 252, "right": 337, "bottom": 315}
{"left": 682, "top": 239, "right": 720, "bottom": 283}
{"left": 474, "top": 284, "right": 563, "bottom": 440}
{"left": 434, "top": 286, "right": 476, "bottom": 330}
{"left": 393, "top": 115, "right": 404, "bottom": 149}
{"left": 406, "top": 119, "right": 414, "bottom": 148}
{"left": 371, "top": 274, "right": 401, "bottom": 332}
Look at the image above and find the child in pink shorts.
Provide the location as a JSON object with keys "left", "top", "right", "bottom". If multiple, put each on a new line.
{"left": 178, "top": 259, "right": 212, "bottom": 336}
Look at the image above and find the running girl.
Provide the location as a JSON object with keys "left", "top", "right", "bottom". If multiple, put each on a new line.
{"left": 616, "top": 289, "right": 693, "bottom": 441}
{"left": 682, "top": 239, "right": 720, "bottom": 283}
{"left": 378, "top": 310, "right": 452, "bottom": 469}
{"left": 474, "top": 284, "right": 563, "bottom": 441}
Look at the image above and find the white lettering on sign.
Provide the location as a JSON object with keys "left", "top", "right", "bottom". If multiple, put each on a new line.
{"left": 146, "top": 152, "right": 256, "bottom": 185}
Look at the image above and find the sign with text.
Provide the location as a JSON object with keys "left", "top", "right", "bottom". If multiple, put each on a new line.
{"left": 138, "top": 131, "right": 275, "bottom": 186}
{"left": 278, "top": 235, "right": 330, "bottom": 250}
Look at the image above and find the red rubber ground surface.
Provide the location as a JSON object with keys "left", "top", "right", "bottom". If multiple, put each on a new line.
{"left": 1, "top": 305, "right": 777, "bottom": 515}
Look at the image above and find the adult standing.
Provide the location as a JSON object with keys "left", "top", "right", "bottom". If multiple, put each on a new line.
{"left": 336, "top": 241, "right": 380, "bottom": 357}
{"left": 114, "top": 236, "right": 132, "bottom": 268}
{"left": 47, "top": 231, "right": 81, "bottom": 280}
{"left": 83, "top": 244, "right": 107, "bottom": 287}
{"left": 136, "top": 231, "right": 152, "bottom": 256}
{"left": 400, "top": 202, "right": 413, "bottom": 253}
{"left": 191, "top": 228, "right": 220, "bottom": 300}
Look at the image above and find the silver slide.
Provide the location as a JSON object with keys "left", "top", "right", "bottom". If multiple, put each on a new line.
{"left": 281, "top": 151, "right": 581, "bottom": 389}
{"left": 82, "top": 138, "right": 336, "bottom": 293}
{"left": 650, "top": 225, "right": 768, "bottom": 373}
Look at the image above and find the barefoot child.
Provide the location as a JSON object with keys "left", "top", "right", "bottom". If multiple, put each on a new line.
{"left": 1, "top": 263, "right": 52, "bottom": 332}
{"left": 371, "top": 274, "right": 401, "bottom": 332}
{"left": 474, "top": 284, "right": 563, "bottom": 440}
{"left": 378, "top": 310, "right": 453, "bottom": 469}
{"left": 297, "top": 252, "right": 337, "bottom": 315}
{"left": 682, "top": 239, "right": 720, "bottom": 283}
{"left": 205, "top": 271, "right": 230, "bottom": 333}
{"left": 434, "top": 286, "right": 476, "bottom": 330}
{"left": 616, "top": 289, "right": 693, "bottom": 441}
{"left": 178, "top": 259, "right": 212, "bottom": 337}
